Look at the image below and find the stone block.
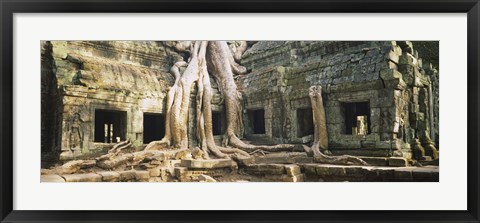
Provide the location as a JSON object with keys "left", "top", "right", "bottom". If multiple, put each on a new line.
{"left": 265, "top": 174, "right": 305, "bottom": 182}
{"left": 359, "top": 157, "right": 388, "bottom": 166}
{"left": 380, "top": 69, "right": 402, "bottom": 81}
{"left": 62, "top": 173, "right": 102, "bottom": 182}
{"left": 148, "top": 177, "right": 165, "bottom": 182}
{"left": 411, "top": 167, "right": 439, "bottom": 182}
{"left": 244, "top": 164, "right": 286, "bottom": 175}
{"left": 181, "top": 159, "right": 236, "bottom": 169}
{"left": 118, "top": 170, "right": 136, "bottom": 181}
{"left": 399, "top": 53, "right": 417, "bottom": 65}
{"left": 254, "top": 156, "right": 295, "bottom": 164}
{"left": 388, "top": 157, "right": 409, "bottom": 167}
{"left": 343, "top": 166, "right": 365, "bottom": 178}
{"left": 149, "top": 168, "right": 161, "bottom": 177}
{"left": 135, "top": 170, "right": 150, "bottom": 181}
{"left": 163, "top": 160, "right": 182, "bottom": 167}
{"left": 97, "top": 171, "right": 120, "bottom": 182}
{"left": 236, "top": 157, "right": 255, "bottom": 166}
{"left": 315, "top": 165, "right": 346, "bottom": 176}
{"left": 284, "top": 165, "right": 301, "bottom": 176}
{"left": 301, "top": 164, "right": 318, "bottom": 175}
{"left": 174, "top": 167, "right": 187, "bottom": 178}
{"left": 393, "top": 169, "right": 413, "bottom": 181}
{"left": 373, "top": 167, "right": 395, "bottom": 181}
{"left": 412, "top": 170, "right": 438, "bottom": 182}
{"left": 41, "top": 174, "right": 65, "bottom": 182}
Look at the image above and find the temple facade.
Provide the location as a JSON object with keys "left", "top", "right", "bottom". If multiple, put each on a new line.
{"left": 41, "top": 41, "right": 439, "bottom": 162}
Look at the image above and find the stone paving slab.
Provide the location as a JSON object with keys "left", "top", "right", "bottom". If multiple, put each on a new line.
{"left": 243, "top": 164, "right": 286, "bottom": 175}
{"left": 41, "top": 174, "right": 65, "bottom": 182}
{"left": 118, "top": 170, "right": 136, "bottom": 181}
{"left": 299, "top": 164, "right": 438, "bottom": 182}
{"left": 62, "top": 173, "right": 102, "bottom": 182}
{"left": 265, "top": 174, "right": 305, "bottom": 182}
{"left": 97, "top": 171, "right": 120, "bottom": 182}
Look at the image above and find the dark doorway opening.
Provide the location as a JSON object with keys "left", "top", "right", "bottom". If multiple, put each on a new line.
{"left": 343, "top": 102, "right": 371, "bottom": 135}
{"left": 143, "top": 113, "right": 165, "bottom": 144}
{"left": 94, "top": 109, "right": 127, "bottom": 143}
{"left": 248, "top": 109, "right": 266, "bottom": 134}
{"left": 212, "top": 111, "right": 224, "bottom": 136}
{"left": 297, "top": 108, "right": 314, "bottom": 137}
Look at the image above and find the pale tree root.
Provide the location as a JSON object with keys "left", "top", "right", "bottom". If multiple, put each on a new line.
{"left": 207, "top": 41, "right": 295, "bottom": 156}
{"left": 196, "top": 41, "right": 250, "bottom": 161}
{"left": 228, "top": 135, "right": 294, "bottom": 153}
{"left": 96, "top": 145, "right": 189, "bottom": 170}
{"left": 97, "top": 139, "right": 132, "bottom": 161}
{"left": 301, "top": 145, "right": 367, "bottom": 166}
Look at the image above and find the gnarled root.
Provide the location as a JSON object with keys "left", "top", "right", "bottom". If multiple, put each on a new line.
{"left": 228, "top": 135, "right": 294, "bottom": 153}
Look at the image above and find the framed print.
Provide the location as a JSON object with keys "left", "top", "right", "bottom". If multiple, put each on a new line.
{"left": 1, "top": 0, "right": 479, "bottom": 222}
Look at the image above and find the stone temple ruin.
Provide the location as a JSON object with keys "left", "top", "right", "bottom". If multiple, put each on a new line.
{"left": 41, "top": 41, "right": 439, "bottom": 182}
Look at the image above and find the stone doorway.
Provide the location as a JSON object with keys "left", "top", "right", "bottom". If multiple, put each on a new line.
{"left": 343, "top": 102, "right": 371, "bottom": 135}
{"left": 94, "top": 109, "right": 127, "bottom": 143}
{"left": 296, "top": 108, "right": 314, "bottom": 137}
{"left": 248, "top": 109, "right": 266, "bottom": 134}
{"left": 143, "top": 113, "right": 165, "bottom": 144}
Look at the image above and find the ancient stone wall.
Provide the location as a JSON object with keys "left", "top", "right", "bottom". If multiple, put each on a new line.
{"left": 43, "top": 41, "right": 186, "bottom": 160}
{"left": 42, "top": 41, "right": 438, "bottom": 161}
{"left": 239, "top": 41, "right": 438, "bottom": 158}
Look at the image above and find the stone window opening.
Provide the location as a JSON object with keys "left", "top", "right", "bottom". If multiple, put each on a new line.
{"left": 296, "top": 108, "right": 314, "bottom": 137}
{"left": 248, "top": 109, "right": 266, "bottom": 134}
{"left": 143, "top": 113, "right": 165, "bottom": 144}
{"left": 94, "top": 109, "right": 127, "bottom": 143}
{"left": 212, "top": 111, "right": 225, "bottom": 136}
{"left": 343, "top": 102, "right": 371, "bottom": 135}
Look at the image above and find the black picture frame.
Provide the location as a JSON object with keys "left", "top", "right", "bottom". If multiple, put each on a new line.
{"left": 1, "top": 0, "right": 479, "bottom": 222}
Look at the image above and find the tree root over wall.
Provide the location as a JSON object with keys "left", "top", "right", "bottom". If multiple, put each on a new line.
{"left": 54, "top": 41, "right": 367, "bottom": 173}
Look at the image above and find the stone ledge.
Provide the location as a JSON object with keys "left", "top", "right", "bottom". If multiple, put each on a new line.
{"left": 62, "top": 173, "right": 102, "bottom": 182}
{"left": 41, "top": 174, "right": 66, "bottom": 182}
{"left": 97, "top": 171, "right": 120, "bottom": 182}
{"left": 243, "top": 164, "right": 286, "bottom": 175}
{"left": 181, "top": 159, "right": 236, "bottom": 169}
{"left": 300, "top": 164, "right": 438, "bottom": 182}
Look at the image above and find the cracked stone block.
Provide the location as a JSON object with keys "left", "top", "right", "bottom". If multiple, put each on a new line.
{"left": 284, "top": 164, "right": 301, "bottom": 176}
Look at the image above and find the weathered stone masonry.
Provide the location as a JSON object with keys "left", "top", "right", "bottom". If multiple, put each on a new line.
{"left": 41, "top": 41, "right": 439, "bottom": 162}
{"left": 238, "top": 41, "right": 439, "bottom": 159}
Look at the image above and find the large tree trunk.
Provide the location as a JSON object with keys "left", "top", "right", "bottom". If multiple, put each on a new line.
{"left": 139, "top": 41, "right": 366, "bottom": 166}
{"left": 207, "top": 41, "right": 294, "bottom": 154}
